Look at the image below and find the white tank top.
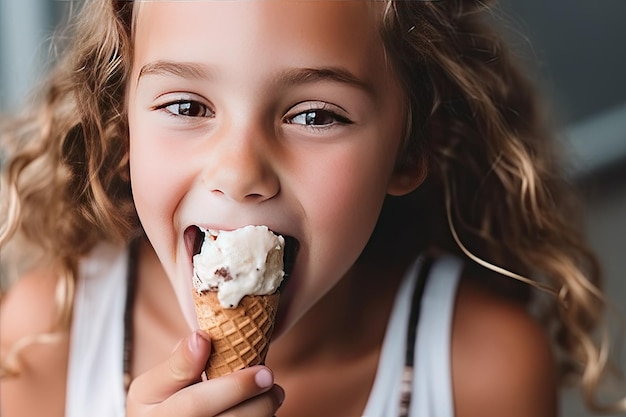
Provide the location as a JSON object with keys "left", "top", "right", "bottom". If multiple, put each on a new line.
{"left": 66, "top": 247, "right": 461, "bottom": 417}
{"left": 362, "top": 255, "right": 462, "bottom": 417}
{"left": 66, "top": 243, "right": 128, "bottom": 417}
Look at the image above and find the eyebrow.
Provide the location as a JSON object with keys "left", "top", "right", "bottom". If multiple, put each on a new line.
{"left": 137, "top": 60, "right": 374, "bottom": 95}
{"left": 277, "top": 67, "right": 374, "bottom": 95}
{"left": 138, "top": 60, "right": 212, "bottom": 81}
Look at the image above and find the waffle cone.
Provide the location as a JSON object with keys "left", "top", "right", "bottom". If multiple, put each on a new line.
{"left": 192, "top": 290, "right": 280, "bottom": 379}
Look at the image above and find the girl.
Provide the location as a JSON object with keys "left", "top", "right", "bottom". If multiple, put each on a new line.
{"left": 1, "top": 1, "right": 623, "bottom": 416}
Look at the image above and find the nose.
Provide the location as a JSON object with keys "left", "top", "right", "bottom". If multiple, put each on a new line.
{"left": 200, "top": 126, "right": 280, "bottom": 203}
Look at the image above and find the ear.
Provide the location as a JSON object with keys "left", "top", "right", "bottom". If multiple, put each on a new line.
{"left": 387, "top": 156, "right": 428, "bottom": 196}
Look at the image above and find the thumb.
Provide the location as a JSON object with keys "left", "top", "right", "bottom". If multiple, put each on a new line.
{"left": 128, "top": 330, "right": 211, "bottom": 405}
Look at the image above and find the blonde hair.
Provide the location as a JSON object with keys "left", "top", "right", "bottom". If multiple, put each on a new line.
{"left": 0, "top": 0, "right": 137, "bottom": 375}
{"left": 1, "top": 0, "right": 623, "bottom": 412}
{"left": 379, "top": 1, "right": 623, "bottom": 412}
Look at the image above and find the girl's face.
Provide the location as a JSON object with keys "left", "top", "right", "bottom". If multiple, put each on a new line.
{"left": 127, "top": 1, "right": 418, "bottom": 333}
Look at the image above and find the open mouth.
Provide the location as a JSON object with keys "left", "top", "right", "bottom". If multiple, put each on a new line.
{"left": 184, "top": 225, "right": 299, "bottom": 280}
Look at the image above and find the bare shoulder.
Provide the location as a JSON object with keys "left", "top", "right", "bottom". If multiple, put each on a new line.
{"left": 451, "top": 275, "right": 558, "bottom": 417}
{"left": 0, "top": 266, "right": 69, "bottom": 417}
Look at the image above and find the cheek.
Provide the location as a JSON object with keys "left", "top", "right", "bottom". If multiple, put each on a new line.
{"left": 128, "top": 116, "right": 190, "bottom": 256}
{"left": 298, "top": 143, "right": 396, "bottom": 264}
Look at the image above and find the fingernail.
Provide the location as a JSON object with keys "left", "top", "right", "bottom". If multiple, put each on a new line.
{"left": 188, "top": 332, "right": 201, "bottom": 353}
{"left": 196, "top": 330, "right": 210, "bottom": 342}
{"left": 254, "top": 368, "right": 274, "bottom": 388}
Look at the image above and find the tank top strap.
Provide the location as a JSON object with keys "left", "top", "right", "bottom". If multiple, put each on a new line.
{"left": 362, "top": 254, "right": 462, "bottom": 417}
{"left": 411, "top": 254, "right": 463, "bottom": 417}
{"left": 65, "top": 243, "right": 128, "bottom": 417}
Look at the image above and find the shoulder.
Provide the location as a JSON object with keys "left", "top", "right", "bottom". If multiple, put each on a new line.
{"left": 450, "top": 274, "right": 558, "bottom": 417}
{"left": 1, "top": 265, "right": 68, "bottom": 349}
{"left": 0, "top": 265, "right": 69, "bottom": 417}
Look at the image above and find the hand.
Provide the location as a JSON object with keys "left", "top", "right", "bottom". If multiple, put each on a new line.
{"left": 126, "top": 330, "right": 285, "bottom": 416}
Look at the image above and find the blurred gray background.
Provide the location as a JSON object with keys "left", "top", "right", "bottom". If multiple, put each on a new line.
{"left": 1, "top": 1, "right": 624, "bottom": 416}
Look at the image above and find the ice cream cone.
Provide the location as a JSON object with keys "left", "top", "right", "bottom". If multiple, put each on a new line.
{"left": 193, "top": 289, "right": 280, "bottom": 379}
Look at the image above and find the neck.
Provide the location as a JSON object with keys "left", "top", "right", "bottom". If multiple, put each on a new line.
{"left": 131, "top": 238, "right": 189, "bottom": 377}
{"left": 267, "top": 254, "right": 411, "bottom": 372}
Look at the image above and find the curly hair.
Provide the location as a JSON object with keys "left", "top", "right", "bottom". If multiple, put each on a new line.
{"left": 0, "top": 0, "right": 623, "bottom": 412}
{"left": 0, "top": 0, "right": 137, "bottom": 377}
{"left": 378, "top": 1, "right": 622, "bottom": 412}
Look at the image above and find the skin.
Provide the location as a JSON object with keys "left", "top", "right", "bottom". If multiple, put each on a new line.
{"left": 0, "top": 2, "right": 558, "bottom": 417}
{"left": 127, "top": 1, "right": 413, "bottom": 332}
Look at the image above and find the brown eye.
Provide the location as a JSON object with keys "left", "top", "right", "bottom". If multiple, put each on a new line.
{"left": 162, "top": 100, "right": 212, "bottom": 117}
{"left": 302, "top": 110, "right": 333, "bottom": 126}
{"left": 288, "top": 109, "right": 351, "bottom": 127}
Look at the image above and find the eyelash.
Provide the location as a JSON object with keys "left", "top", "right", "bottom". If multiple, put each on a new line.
{"left": 154, "top": 100, "right": 213, "bottom": 118}
{"left": 153, "top": 99, "right": 353, "bottom": 130}
{"left": 283, "top": 103, "right": 353, "bottom": 131}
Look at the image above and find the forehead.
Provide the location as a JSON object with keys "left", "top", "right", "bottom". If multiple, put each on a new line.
{"left": 131, "top": 1, "right": 390, "bottom": 87}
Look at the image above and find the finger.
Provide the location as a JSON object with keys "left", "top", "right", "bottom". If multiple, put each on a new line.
{"left": 128, "top": 330, "right": 211, "bottom": 405}
{"left": 216, "top": 384, "right": 285, "bottom": 417}
{"left": 164, "top": 366, "right": 278, "bottom": 416}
